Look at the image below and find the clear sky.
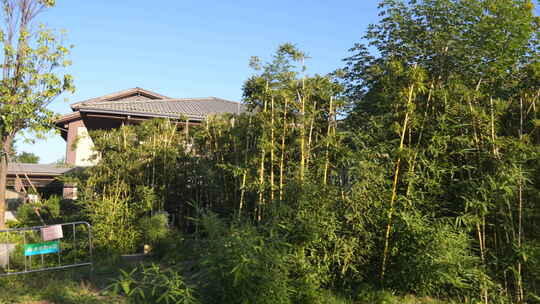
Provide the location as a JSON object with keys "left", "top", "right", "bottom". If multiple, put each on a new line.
{"left": 17, "top": 0, "right": 381, "bottom": 163}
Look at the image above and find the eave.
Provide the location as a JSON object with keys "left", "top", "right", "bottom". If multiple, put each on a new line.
{"left": 54, "top": 112, "right": 81, "bottom": 127}
{"left": 78, "top": 108, "right": 206, "bottom": 122}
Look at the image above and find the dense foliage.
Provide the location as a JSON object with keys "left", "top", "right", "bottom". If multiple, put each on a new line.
{"left": 69, "top": 0, "right": 540, "bottom": 303}
{"left": 12, "top": 151, "right": 39, "bottom": 163}
{"left": 340, "top": 0, "right": 540, "bottom": 302}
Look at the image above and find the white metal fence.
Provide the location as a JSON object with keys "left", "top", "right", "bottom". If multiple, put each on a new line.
{"left": 0, "top": 221, "right": 93, "bottom": 276}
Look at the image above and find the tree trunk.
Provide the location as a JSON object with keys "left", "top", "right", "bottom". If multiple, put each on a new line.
{"left": 0, "top": 135, "right": 13, "bottom": 229}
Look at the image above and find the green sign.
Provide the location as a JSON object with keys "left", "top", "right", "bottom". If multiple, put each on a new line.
{"left": 24, "top": 241, "right": 60, "bottom": 256}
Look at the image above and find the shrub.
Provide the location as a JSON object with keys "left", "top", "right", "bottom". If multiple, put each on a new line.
{"left": 79, "top": 188, "right": 142, "bottom": 254}
{"left": 384, "top": 212, "right": 484, "bottom": 299}
{"left": 151, "top": 230, "right": 185, "bottom": 263}
{"left": 9, "top": 195, "right": 85, "bottom": 229}
{"left": 195, "top": 212, "right": 292, "bottom": 304}
{"left": 139, "top": 213, "right": 169, "bottom": 245}
{"left": 13, "top": 195, "right": 62, "bottom": 227}
{"left": 109, "top": 263, "right": 199, "bottom": 304}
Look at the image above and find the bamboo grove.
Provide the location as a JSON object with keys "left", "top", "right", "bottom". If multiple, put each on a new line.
{"left": 66, "top": 0, "right": 540, "bottom": 302}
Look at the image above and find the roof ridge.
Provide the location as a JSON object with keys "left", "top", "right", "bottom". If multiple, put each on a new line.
{"left": 78, "top": 97, "right": 242, "bottom": 107}
{"left": 164, "top": 97, "right": 243, "bottom": 104}
{"left": 81, "top": 99, "right": 162, "bottom": 106}
{"left": 72, "top": 94, "right": 246, "bottom": 122}
{"left": 207, "top": 97, "right": 243, "bottom": 105}
{"left": 71, "top": 87, "right": 170, "bottom": 109}
{"left": 158, "top": 97, "right": 224, "bottom": 102}
{"left": 7, "top": 163, "right": 75, "bottom": 174}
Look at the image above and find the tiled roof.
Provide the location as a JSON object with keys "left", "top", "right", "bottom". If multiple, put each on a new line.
{"left": 77, "top": 97, "right": 246, "bottom": 120}
{"left": 7, "top": 163, "right": 74, "bottom": 176}
{"left": 71, "top": 87, "right": 170, "bottom": 110}
{"left": 64, "top": 87, "right": 246, "bottom": 121}
{"left": 55, "top": 112, "right": 80, "bottom": 124}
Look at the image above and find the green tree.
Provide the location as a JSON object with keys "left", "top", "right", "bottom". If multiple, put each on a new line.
{"left": 341, "top": 0, "right": 540, "bottom": 301}
{"left": 0, "top": 0, "right": 74, "bottom": 228}
{"left": 14, "top": 151, "right": 39, "bottom": 163}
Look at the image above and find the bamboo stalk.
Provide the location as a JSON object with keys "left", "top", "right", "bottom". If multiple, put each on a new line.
{"left": 323, "top": 97, "right": 334, "bottom": 185}
{"left": 470, "top": 80, "right": 488, "bottom": 304}
{"left": 239, "top": 170, "right": 247, "bottom": 218}
{"left": 258, "top": 146, "right": 265, "bottom": 221}
{"left": 231, "top": 118, "right": 239, "bottom": 205}
{"left": 474, "top": 218, "right": 488, "bottom": 304}
{"left": 490, "top": 97, "right": 499, "bottom": 158}
{"left": 270, "top": 96, "right": 275, "bottom": 203}
{"left": 380, "top": 82, "right": 415, "bottom": 282}
{"left": 257, "top": 97, "right": 268, "bottom": 221}
{"left": 406, "top": 82, "right": 434, "bottom": 196}
{"left": 279, "top": 98, "right": 288, "bottom": 202}
{"left": 306, "top": 99, "right": 318, "bottom": 169}
{"left": 242, "top": 115, "right": 252, "bottom": 215}
{"left": 517, "top": 97, "right": 524, "bottom": 303}
{"left": 298, "top": 90, "right": 306, "bottom": 181}
{"left": 468, "top": 79, "right": 483, "bottom": 152}
{"left": 477, "top": 222, "right": 485, "bottom": 264}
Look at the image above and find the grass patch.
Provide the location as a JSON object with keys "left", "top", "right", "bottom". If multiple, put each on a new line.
{"left": 0, "top": 265, "right": 125, "bottom": 304}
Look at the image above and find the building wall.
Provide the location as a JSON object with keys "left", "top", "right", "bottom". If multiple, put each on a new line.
{"left": 75, "top": 126, "right": 98, "bottom": 166}
{"left": 66, "top": 119, "right": 98, "bottom": 166}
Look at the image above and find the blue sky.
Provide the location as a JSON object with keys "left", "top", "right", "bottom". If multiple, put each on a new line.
{"left": 18, "top": 0, "right": 381, "bottom": 163}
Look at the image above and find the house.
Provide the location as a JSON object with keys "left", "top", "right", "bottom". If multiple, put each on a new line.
{"left": 5, "top": 163, "right": 77, "bottom": 222}
{"left": 7, "top": 87, "right": 245, "bottom": 200}
{"left": 6, "top": 163, "right": 75, "bottom": 201}
{"left": 55, "top": 87, "right": 245, "bottom": 167}
{"left": 7, "top": 163, "right": 74, "bottom": 191}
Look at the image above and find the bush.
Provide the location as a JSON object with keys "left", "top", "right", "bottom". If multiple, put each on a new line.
{"left": 80, "top": 192, "right": 142, "bottom": 254}
{"left": 275, "top": 183, "right": 374, "bottom": 299}
{"left": 355, "top": 288, "right": 453, "bottom": 304}
{"left": 151, "top": 230, "right": 185, "bottom": 263}
{"left": 13, "top": 195, "right": 62, "bottom": 227}
{"left": 383, "top": 212, "right": 484, "bottom": 299}
{"left": 139, "top": 213, "right": 169, "bottom": 245}
{"left": 10, "top": 195, "right": 84, "bottom": 228}
{"left": 110, "top": 263, "right": 199, "bottom": 304}
{"left": 194, "top": 212, "right": 292, "bottom": 304}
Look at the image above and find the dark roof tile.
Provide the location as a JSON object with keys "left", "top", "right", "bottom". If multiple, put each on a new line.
{"left": 7, "top": 163, "right": 75, "bottom": 175}
{"left": 71, "top": 87, "right": 170, "bottom": 110}
{"left": 77, "top": 97, "right": 246, "bottom": 120}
